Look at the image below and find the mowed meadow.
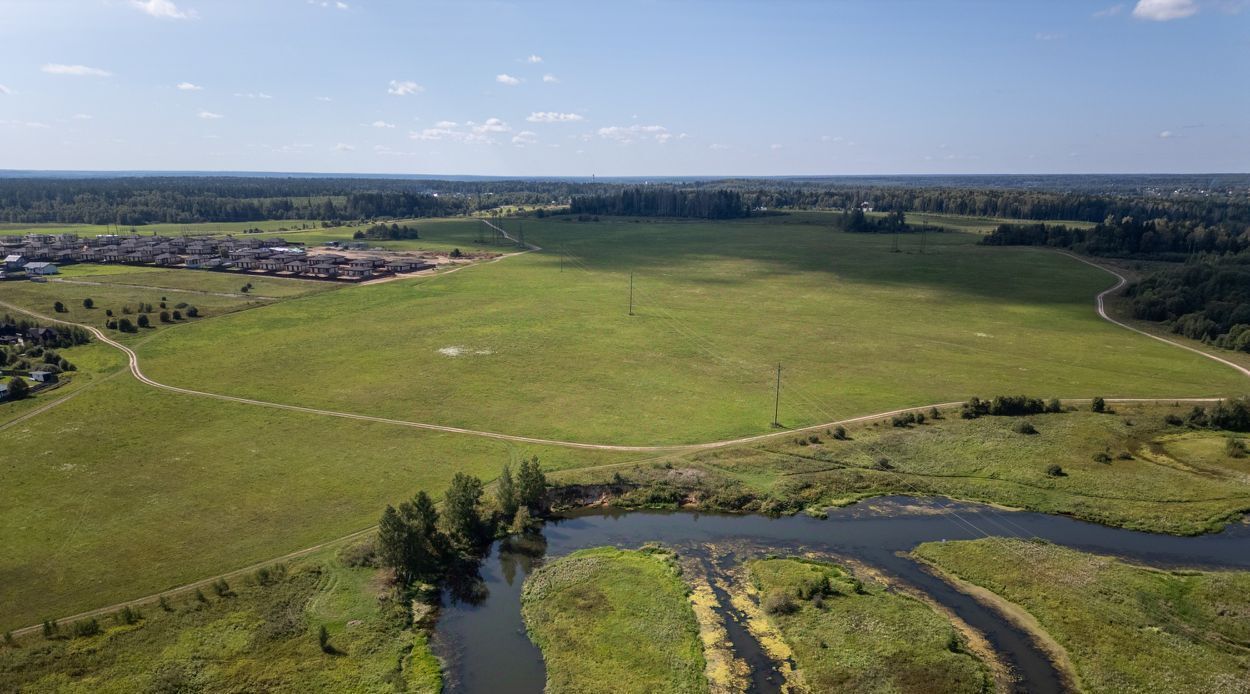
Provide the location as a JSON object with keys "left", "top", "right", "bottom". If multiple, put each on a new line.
{"left": 131, "top": 214, "right": 1246, "bottom": 445}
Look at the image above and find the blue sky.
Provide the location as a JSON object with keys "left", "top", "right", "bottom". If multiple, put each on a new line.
{"left": 0, "top": 0, "right": 1246, "bottom": 175}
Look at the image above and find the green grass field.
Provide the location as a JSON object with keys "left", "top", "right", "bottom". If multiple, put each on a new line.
{"left": 747, "top": 557, "right": 989, "bottom": 693}
{"left": 0, "top": 551, "right": 440, "bottom": 693}
{"left": 556, "top": 403, "right": 1250, "bottom": 535}
{"left": 0, "top": 360, "right": 638, "bottom": 631}
{"left": 915, "top": 539, "right": 1250, "bottom": 693}
{"left": 124, "top": 215, "right": 1247, "bottom": 445}
{"left": 521, "top": 546, "right": 708, "bottom": 694}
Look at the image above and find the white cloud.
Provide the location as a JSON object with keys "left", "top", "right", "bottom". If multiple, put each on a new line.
{"left": 471, "top": 117, "right": 511, "bottom": 134}
{"left": 821, "top": 135, "right": 846, "bottom": 143}
{"left": 512, "top": 130, "right": 539, "bottom": 145}
{"left": 130, "top": 0, "right": 197, "bottom": 19}
{"left": 176, "top": 81, "right": 203, "bottom": 91}
{"left": 597, "top": 124, "right": 670, "bottom": 143}
{"left": 388, "top": 80, "right": 423, "bottom": 96}
{"left": 336, "top": 1, "right": 348, "bottom": 8}
{"left": 315, "top": 96, "right": 333, "bottom": 102}
{"left": 234, "top": 91, "right": 273, "bottom": 99}
{"left": 1034, "top": 31, "right": 1063, "bottom": 41}
{"left": 709, "top": 143, "right": 730, "bottom": 150}
{"left": 370, "top": 120, "right": 395, "bottom": 128}
{"left": 770, "top": 143, "right": 783, "bottom": 150}
{"left": 42, "top": 64, "right": 111, "bottom": 77}
{"left": 198, "top": 110, "right": 223, "bottom": 119}
{"left": 0, "top": 84, "right": 10, "bottom": 95}
{"left": 1158, "top": 130, "right": 1175, "bottom": 138}
{"left": 1093, "top": 3, "right": 1126, "bottom": 17}
{"left": 496, "top": 73, "right": 521, "bottom": 86}
{"left": 527, "top": 54, "right": 543, "bottom": 63}
{"left": 1132, "top": 0, "right": 1198, "bottom": 20}
{"left": 71, "top": 113, "right": 93, "bottom": 120}
{"left": 527, "top": 111, "right": 583, "bottom": 123}
{"left": 410, "top": 118, "right": 508, "bottom": 143}
{"left": 542, "top": 74, "right": 559, "bottom": 83}
{"left": 334, "top": 143, "right": 355, "bottom": 151}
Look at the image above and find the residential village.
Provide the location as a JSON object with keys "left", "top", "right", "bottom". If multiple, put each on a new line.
{"left": 1, "top": 231, "right": 447, "bottom": 282}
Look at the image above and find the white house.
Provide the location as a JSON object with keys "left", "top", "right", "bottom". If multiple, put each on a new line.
{"left": 3, "top": 254, "right": 25, "bottom": 271}
{"left": 23, "top": 262, "right": 59, "bottom": 275}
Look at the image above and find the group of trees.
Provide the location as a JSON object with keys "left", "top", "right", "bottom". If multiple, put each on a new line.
{"left": 1125, "top": 257, "right": 1250, "bottom": 351}
{"left": 980, "top": 217, "right": 1250, "bottom": 259}
{"left": 1175, "top": 397, "right": 1250, "bottom": 432}
{"left": 569, "top": 188, "right": 749, "bottom": 219}
{"left": 354, "top": 222, "right": 420, "bottom": 240}
{"left": 838, "top": 208, "right": 940, "bottom": 234}
{"left": 0, "top": 314, "right": 91, "bottom": 348}
{"left": 960, "top": 395, "right": 1063, "bottom": 419}
{"left": 377, "top": 458, "right": 547, "bottom": 588}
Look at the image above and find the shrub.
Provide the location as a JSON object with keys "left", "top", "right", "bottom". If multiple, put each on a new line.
{"left": 194, "top": 588, "right": 209, "bottom": 604}
{"left": 137, "top": 314, "right": 150, "bottom": 328}
{"left": 873, "top": 457, "right": 894, "bottom": 471}
{"left": 762, "top": 590, "right": 798, "bottom": 616}
{"left": 186, "top": 306, "right": 199, "bottom": 318}
{"left": 832, "top": 425, "right": 848, "bottom": 440}
{"left": 1014, "top": 421, "right": 1038, "bottom": 435}
{"left": 53, "top": 301, "right": 66, "bottom": 313}
{"left": 1091, "top": 396, "right": 1107, "bottom": 413}
{"left": 158, "top": 595, "right": 172, "bottom": 612}
{"left": 929, "top": 407, "right": 942, "bottom": 420}
{"left": 1045, "top": 398, "right": 1062, "bottom": 413}
{"left": 338, "top": 538, "right": 378, "bottom": 568}
{"left": 1092, "top": 452, "right": 1112, "bottom": 464}
{"left": 808, "top": 434, "right": 820, "bottom": 444}
{"left": 1116, "top": 451, "right": 1134, "bottom": 460}
{"left": 105, "top": 308, "right": 113, "bottom": 317}
{"left": 82, "top": 298, "right": 94, "bottom": 309}
{"left": 1045, "top": 464, "right": 1066, "bottom": 477}
{"left": 71, "top": 618, "right": 100, "bottom": 638}
{"left": 159, "top": 311, "right": 171, "bottom": 323}
{"left": 175, "top": 302, "right": 188, "bottom": 309}
{"left": 172, "top": 310, "right": 182, "bottom": 320}
{"left": 41, "top": 619, "right": 58, "bottom": 640}
{"left": 1227, "top": 437, "right": 1248, "bottom": 458}
{"left": 318, "top": 624, "right": 332, "bottom": 653}
{"left": 1164, "top": 414, "right": 1184, "bottom": 426}
{"left": 212, "top": 579, "right": 232, "bottom": 597}
{"left": 115, "top": 605, "right": 140, "bottom": 625}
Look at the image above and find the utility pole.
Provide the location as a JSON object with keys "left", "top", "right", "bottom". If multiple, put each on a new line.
{"left": 560, "top": 246, "right": 564, "bottom": 272}
{"left": 772, "top": 363, "right": 782, "bottom": 428}
{"left": 892, "top": 228, "right": 900, "bottom": 253}
{"left": 629, "top": 272, "right": 634, "bottom": 316}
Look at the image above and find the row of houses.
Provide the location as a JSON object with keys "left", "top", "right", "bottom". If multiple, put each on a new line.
{"left": 1, "top": 232, "right": 434, "bottom": 281}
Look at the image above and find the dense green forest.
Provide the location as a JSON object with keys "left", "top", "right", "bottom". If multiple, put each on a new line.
{"left": 980, "top": 218, "right": 1250, "bottom": 259}
{"left": 568, "top": 188, "right": 748, "bottom": 219}
{"left": 2, "top": 175, "right": 1248, "bottom": 226}
{"left": 1126, "top": 257, "right": 1250, "bottom": 352}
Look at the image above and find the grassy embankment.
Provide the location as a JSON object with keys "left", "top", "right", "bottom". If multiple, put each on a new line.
{"left": 133, "top": 215, "right": 1247, "bottom": 446}
{"left": 746, "top": 557, "right": 990, "bottom": 693}
{"left": 915, "top": 539, "right": 1250, "bottom": 693}
{"left": 521, "top": 546, "right": 708, "bottom": 694}
{"left": 0, "top": 551, "right": 440, "bottom": 693}
{"left": 553, "top": 402, "right": 1250, "bottom": 535}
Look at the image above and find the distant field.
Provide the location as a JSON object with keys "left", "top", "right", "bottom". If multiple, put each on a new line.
{"left": 56, "top": 264, "right": 338, "bottom": 298}
{"left": 132, "top": 215, "right": 1247, "bottom": 445}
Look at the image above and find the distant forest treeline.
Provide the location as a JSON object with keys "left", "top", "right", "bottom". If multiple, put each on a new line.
{"left": 980, "top": 218, "right": 1250, "bottom": 259}
{"left": 2, "top": 176, "right": 1248, "bottom": 226}
{"left": 568, "top": 188, "right": 748, "bottom": 219}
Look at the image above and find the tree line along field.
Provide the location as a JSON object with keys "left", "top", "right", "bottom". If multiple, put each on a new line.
{"left": 129, "top": 214, "right": 1247, "bottom": 446}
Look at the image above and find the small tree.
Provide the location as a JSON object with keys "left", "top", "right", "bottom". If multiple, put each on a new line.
{"left": 1014, "top": 421, "right": 1038, "bottom": 435}
{"left": 186, "top": 306, "right": 199, "bottom": 318}
{"left": 318, "top": 624, "right": 332, "bottom": 653}
{"left": 442, "top": 472, "right": 486, "bottom": 550}
{"left": 1045, "top": 398, "right": 1062, "bottom": 413}
{"left": 7, "top": 376, "right": 30, "bottom": 400}
{"left": 158, "top": 595, "right": 172, "bottom": 612}
{"left": 83, "top": 298, "right": 94, "bottom": 309}
{"left": 137, "top": 314, "right": 150, "bottom": 328}
{"left": 516, "top": 457, "right": 547, "bottom": 513}
{"left": 1045, "top": 464, "right": 1066, "bottom": 477}
{"left": 172, "top": 310, "right": 183, "bottom": 320}
{"left": 2, "top": 631, "right": 14, "bottom": 647}
{"left": 53, "top": 301, "right": 66, "bottom": 313}
{"left": 1091, "top": 397, "right": 1106, "bottom": 413}
{"left": 41, "top": 619, "right": 58, "bottom": 640}
{"left": 510, "top": 505, "right": 532, "bottom": 535}
{"left": 159, "top": 311, "right": 171, "bottom": 323}
{"left": 105, "top": 308, "right": 113, "bottom": 317}
{"left": 496, "top": 462, "right": 518, "bottom": 521}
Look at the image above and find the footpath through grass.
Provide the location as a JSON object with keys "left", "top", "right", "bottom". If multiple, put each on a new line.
{"left": 521, "top": 546, "right": 708, "bottom": 694}
{"left": 134, "top": 215, "right": 1248, "bottom": 445}
{"left": 747, "top": 557, "right": 990, "bottom": 693}
{"left": 915, "top": 539, "right": 1250, "bottom": 693}
{"left": 0, "top": 553, "right": 440, "bottom": 693}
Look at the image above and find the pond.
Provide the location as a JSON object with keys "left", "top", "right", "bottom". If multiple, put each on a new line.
{"left": 431, "top": 498, "right": 1250, "bottom": 693}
